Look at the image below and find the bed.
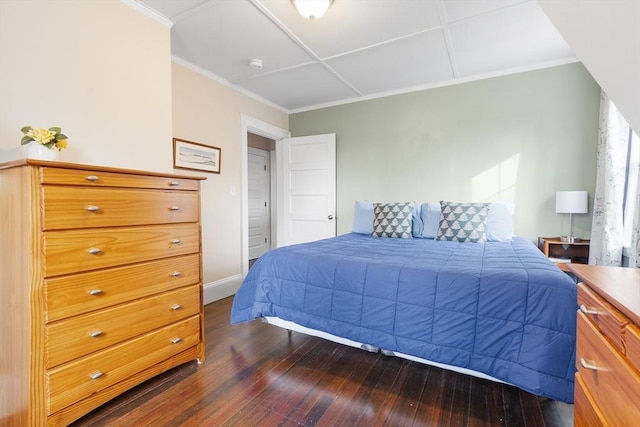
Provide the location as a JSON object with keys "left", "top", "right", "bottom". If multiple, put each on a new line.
{"left": 230, "top": 202, "right": 578, "bottom": 403}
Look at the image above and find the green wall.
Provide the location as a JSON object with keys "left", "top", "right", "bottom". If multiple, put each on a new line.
{"left": 289, "top": 63, "right": 600, "bottom": 242}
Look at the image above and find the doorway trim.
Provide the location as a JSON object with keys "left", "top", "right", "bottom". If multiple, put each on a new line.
{"left": 240, "top": 114, "right": 290, "bottom": 278}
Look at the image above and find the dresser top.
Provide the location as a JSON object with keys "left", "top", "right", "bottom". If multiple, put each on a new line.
{"left": 569, "top": 264, "right": 640, "bottom": 325}
{"left": 0, "top": 159, "right": 206, "bottom": 180}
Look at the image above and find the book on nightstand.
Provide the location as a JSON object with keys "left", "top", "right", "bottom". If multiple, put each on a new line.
{"left": 549, "top": 257, "right": 572, "bottom": 264}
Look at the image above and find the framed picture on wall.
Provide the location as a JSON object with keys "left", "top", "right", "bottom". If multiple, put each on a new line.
{"left": 172, "top": 138, "right": 221, "bottom": 174}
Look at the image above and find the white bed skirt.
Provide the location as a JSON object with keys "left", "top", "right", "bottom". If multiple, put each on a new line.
{"left": 262, "top": 316, "right": 506, "bottom": 384}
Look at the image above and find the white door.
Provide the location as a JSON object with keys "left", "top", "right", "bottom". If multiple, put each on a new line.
{"left": 247, "top": 147, "right": 270, "bottom": 259}
{"left": 276, "top": 133, "right": 336, "bottom": 247}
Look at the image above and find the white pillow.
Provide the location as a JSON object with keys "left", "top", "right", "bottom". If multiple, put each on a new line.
{"left": 486, "top": 201, "right": 515, "bottom": 241}
{"left": 352, "top": 200, "right": 373, "bottom": 234}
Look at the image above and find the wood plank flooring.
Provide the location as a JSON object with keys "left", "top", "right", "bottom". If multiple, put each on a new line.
{"left": 71, "top": 297, "right": 573, "bottom": 426}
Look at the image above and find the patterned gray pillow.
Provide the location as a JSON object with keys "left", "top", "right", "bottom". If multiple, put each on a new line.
{"left": 372, "top": 202, "right": 414, "bottom": 238}
{"left": 436, "top": 202, "right": 489, "bottom": 243}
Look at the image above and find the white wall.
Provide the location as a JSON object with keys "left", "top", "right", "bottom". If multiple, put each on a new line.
{"left": 537, "top": 0, "right": 640, "bottom": 132}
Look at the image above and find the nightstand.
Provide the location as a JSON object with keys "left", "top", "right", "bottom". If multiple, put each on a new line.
{"left": 538, "top": 237, "right": 590, "bottom": 271}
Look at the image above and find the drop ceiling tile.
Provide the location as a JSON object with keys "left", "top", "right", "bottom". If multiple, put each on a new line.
{"left": 170, "top": 0, "right": 315, "bottom": 81}
{"left": 238, "top": 63, "right": 359, "bottom": 111}
{"left": 258, "top": 0, "right": 442, "bottom": 58}
{"left": 326, "top": 30, "right": 454, "bottom": 95}
{"left": 449, "top": 1, "right": 573, "bottom": 76}
{"left": 443, "top": 0, "right": 527, "bottom": 23}
{"left": 134, "top": 0, "right": 577, "bottom": 111}
{"left": 137, "top": 0, "right": 207, "bottom": 19}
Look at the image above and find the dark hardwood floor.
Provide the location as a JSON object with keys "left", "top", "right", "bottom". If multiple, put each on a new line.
{"left": 71, "top": 297, "right": 573, "bottom": 426}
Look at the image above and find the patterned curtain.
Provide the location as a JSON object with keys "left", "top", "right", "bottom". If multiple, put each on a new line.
{"left": 627, "top": 132, "right": 640, "bottom": 267}
{"left": 589, "top": 92, "right": 630, "bottom": 266}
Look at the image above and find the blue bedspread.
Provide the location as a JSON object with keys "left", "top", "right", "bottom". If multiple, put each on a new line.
{"left": 231, "top": 234, "right": 577, "bottom": 403}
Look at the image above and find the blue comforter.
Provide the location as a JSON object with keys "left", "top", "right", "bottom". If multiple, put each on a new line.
{"left": 231, "top": 234, "right": 577, "bottom": 403}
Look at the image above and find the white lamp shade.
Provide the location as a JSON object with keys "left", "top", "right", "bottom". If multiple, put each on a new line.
{"left": 556, "top": 191, "right": 588, "bottom": 214}
{"left": 293, "top": 0, "right": 332, "bottom": 19}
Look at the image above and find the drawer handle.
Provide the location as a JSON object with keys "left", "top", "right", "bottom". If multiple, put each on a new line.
{"left": 86, "top": 205, "right": 100, "bottom": 212}
{"left": 89, "top": 371, "right": 104, "bottom": 380}
{"left": 579, "top": 358, "right": 599, "bottom": 371}
{"left": 171, "top": 337, "right": 182, "bottom": 344}
{"left": 171, "top": 271, "right": 181, "bottom": 277}
{"left": 89, "top": 330, "right": 103, "bottom": 338}
{"left": 169, "top": 206, "right": 181, "bottom": 211}
{"left": 88, "top": 289, "right": 103, "bottom": 296}
{"left": 168, "top": 181, "right": 180, "bottom": 187}
{"left": 171, "top": 304, "right": 182, "bottom": 311}
{"left": 88, "top": 248, "right": 102, "bottom": 255}
{"left": 579, "top": 304, "right": 600, "bottom": 315}
{"left": 86, "top": 175, "right": 100, "bottom": 182}
{"left": 170, "top": 239, "right": 181, "bottom": 245}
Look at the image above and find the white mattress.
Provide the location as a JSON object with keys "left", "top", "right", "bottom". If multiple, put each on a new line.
{"left": 262, "top": 316, "right": 506, "bottom": 384}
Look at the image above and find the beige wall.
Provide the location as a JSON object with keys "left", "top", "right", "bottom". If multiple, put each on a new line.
{"left": 171, "top": 63, "right": 287, "bottom": 293}
{"left": 0, "top": 1, "right": 288, "bottom": 302}
{"left": 0, "top": 0, "right": 172, "bottom": 171}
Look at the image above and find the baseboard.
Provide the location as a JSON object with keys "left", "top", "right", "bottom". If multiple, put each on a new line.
{"left": 203, "top": 274, "right": 243, "bottom": 305}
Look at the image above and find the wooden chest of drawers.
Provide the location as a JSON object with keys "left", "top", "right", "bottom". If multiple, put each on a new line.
{"left": 569, "top": 264, "right": 640, "bottom": 426}
{"left": 0, "top": 160, "right": 205, "bottom": 426}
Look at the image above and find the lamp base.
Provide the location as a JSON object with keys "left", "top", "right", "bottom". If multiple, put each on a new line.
{"left": 560, "top": 236, "right": 582, "bottom": 243}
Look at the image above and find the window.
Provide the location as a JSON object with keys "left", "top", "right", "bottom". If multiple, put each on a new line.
{"left": 622, "top": 128, "right": 639, "bottom": 249}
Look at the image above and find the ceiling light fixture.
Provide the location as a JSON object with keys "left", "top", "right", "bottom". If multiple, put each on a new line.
{"left": 292, "top": 0, "right": 333, "bottom": 20}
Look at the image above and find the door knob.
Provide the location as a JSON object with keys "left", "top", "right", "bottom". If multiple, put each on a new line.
{"left": 328, "top": 214, "right": 334, "bottom": 220}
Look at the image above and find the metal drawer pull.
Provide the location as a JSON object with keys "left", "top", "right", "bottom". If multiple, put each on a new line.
{"left": 171, "top": 337, "right": 182, "bottom": 344}
{"left": 88, "top": 289, "right": 103, "bottom": 295}
{"left": 579, "top": 304, "right": 599, "bottom": 315}
{"left": 89, "top": 330, "right": 103, "bottom": 338}
{"left": 86, "top": 175, "right": 99, "bottom": 182}
{"left": 168, "top": 181, "right": 180, "bottom": 187}
{"left": 171, "top": 271, "right": 181, "bottom": 277}
{"left": 580, "top": 358, "right": 599, "bottom": 371}
{"left": 170, "top": 239, "right": 181, "bottom": 244}
{"left": 87, "top": 248, "right": 102, "bottom": 255}
{"left": 171, "top": 304, "right": 182, "bottom": 311}
{"left": 169, "top": 206, "right": 181, "bottom": 211}
{"left": 86, "top": 205, "right": 100, "bottom": 212}
{"left": 89, "top": 371, "right": 103, "bottom": 380}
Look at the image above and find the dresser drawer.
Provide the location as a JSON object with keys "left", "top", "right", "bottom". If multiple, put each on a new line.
{"left": 41, "top": 167, "right": 199, "bottom": 191}
{"left": 576, "top": 312, "right": 640, "bottom": 426}
{"left": 574, "top": 373, "right": 606, "bottom": 427}
{"left": 578, "top": 283, "right": 628, "bottom": 353}
{"left": 626, "top": 323, "right": 640, "bottom": 372}
{"left": 42, "top": 186, "right": 199, "bottom": 230}
{"left": 46, "top": 285, "right": 201, "bottom": 368}
{"left": 43, "top": 223, "right": 200, "bottom": 277}
{"left": 45, "top": 254, "right": 200, "bottom": 322}
{"left": 46, "top": 315, "right": 200, "bottom": 415}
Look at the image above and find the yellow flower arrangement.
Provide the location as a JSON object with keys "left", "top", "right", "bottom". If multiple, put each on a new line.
{"left": 21, "top": 126, "right": 69, "bottom": 151}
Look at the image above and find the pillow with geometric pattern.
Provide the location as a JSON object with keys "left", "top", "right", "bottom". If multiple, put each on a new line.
{"left": 372, "top": 202, "right": 414, "bottom": 238}
{"left": 436, "top": 201, "right": 489, "bottom": 243}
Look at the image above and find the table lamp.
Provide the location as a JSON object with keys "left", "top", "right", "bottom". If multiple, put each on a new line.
{"left": 556, "top": 191, "right": 588, "bottom": 243}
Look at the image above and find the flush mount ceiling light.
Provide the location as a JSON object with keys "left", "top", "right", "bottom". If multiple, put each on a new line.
{"left": 292, "top": 0, "right": 333, "bottom": 20}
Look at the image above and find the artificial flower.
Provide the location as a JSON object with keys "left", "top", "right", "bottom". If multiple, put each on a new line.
{"left": 21, "top": 126, "right": 69, "bottom": 150}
